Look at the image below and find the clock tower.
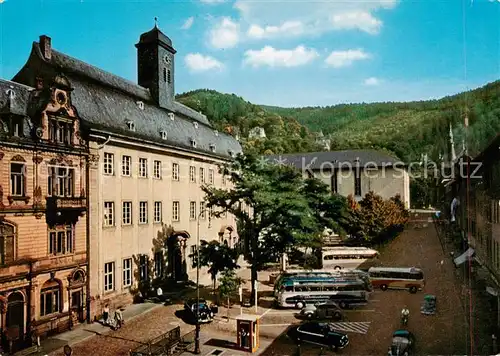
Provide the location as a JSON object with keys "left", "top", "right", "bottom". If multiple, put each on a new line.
{"left": 136, "top": 24, "right": 176, "bottom": 109}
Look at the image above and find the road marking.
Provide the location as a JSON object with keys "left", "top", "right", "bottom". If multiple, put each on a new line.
{"left": 344, "top": 309, "right": 375, "bottom": 312}
{"left": 260, "top": 323, "right": 294, "bottom": 327}
{"left": 260, "top": 308, "right": 273, "bottom": 317}
{"left": 265, "top": 310, "right": 296, "bottom": 315}
{"left": 329, "top": 321, "right": 371, "bottom": 334}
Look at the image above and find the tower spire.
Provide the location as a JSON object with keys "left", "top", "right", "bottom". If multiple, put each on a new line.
{"left": 154, "top": 17, "right": 158, "bottom": 28}
{"left": 449, "top": 123, "right": 457, "bottom": 162}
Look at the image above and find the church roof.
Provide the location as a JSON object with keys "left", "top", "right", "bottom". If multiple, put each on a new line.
{"left": 138, "top": 25, "right": 174, "bottom": 51}
{"left": 10, "top": 40, "right": 241, "bottom": 159}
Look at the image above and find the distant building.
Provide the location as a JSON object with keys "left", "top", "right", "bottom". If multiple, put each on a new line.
{"left": 266, "top": 150, "right": 410, "bottom": 208}
{"left": 248, "top": 127, "right": 266, "bottom": 139}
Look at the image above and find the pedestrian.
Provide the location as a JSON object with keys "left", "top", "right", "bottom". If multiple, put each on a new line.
{"left": 103, "top": 304, "right": 109, "bottom": 324}
{"left": 115, "top": 307, "right": 124, "bottom": 328}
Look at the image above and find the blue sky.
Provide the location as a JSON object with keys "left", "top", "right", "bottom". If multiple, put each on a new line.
{"left": 0, "top": 0, "right": 499, "bottom": 107}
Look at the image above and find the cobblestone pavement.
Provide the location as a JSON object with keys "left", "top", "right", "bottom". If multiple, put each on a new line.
{"left": 261, "top": 225, "right": 472, "bottom": 355}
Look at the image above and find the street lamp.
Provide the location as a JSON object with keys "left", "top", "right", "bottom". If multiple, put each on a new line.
{"left": 194, "top": 207, "right": 210, "bottom": 354}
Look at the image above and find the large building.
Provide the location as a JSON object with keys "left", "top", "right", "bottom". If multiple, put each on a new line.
{"left": 266, "top": 150, "right": 411, "bottom": 207}
{"left": 0, "top": 75, "right": 89, "bottom": 351}
{"left": 5, "top": 26, "right": 241, "bottom": 328}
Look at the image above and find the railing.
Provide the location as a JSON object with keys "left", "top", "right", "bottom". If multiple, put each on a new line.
{"left": 46, "top": 197, "right": 86, "bottom": 209}
{"left": 129, "top": 326, "right": 195, "bottom": 356}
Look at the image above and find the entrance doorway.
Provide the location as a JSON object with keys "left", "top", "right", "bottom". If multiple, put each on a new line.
{"left": 5, "top": 292, "right": 25, "bottom": 352}
{"left": 71, "top": 290, "right": 84, "bottom": 322}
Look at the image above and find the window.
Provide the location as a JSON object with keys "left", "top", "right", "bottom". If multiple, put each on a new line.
{"left": 154, "top": 251, "right": 163, "bottom": 278}
{"left": 139, "top": 158, "right": 148, "bottom": 178}
{"left": 209, "top": 169, "right": 214, "bottom": 185}
{"left": 0, "top": 223, "right": 15, "bottom": 265}
{"left": 139, "top": 255, "right": 148, "bottom": 281}
{"left": 160, "top": 130, "right": 167, "bottom": 140}
{"left": 48, "top": 225, "right": 73, "bottom": 255}
{"left": 200, "top": 168, "right": 205, "bottom": 183}
{"left": 210, "top": 144, "right": 216, "bottom": 153}
{"left": 40, "top": 281, "right": 61, "bottom": 316}
{"left": 104, "top": 153, "right": 114, "bottom": 175}
{"left": 167, "top": 69, "right": 171, "bottom": 84}
{"left": 122, "top": 156, "right": 131, "bottom": 176}
{"left": 122, "top": 201, "right": 132, "bottom": 225}
{"left": 154, "top": 202, "right": 162, "bottom": 223}
{"left": 189, "top": 166, "right": 196, "bottom": 183}
{"left": 200, "top": 202, "right": 206, "bottom": 220}
{"left": 172, "top": 163, "right": 179, "bottom": 181}
{"left": 172, "top": 201, "right": 180, "bottom": 222}
{"left": 139, "top": 201, "right": 148, "bottom": 224}
{"left": 126, "top": 121, "right": 135, "bottom": 131}
{"left": 354, "top": 168, "right": 361, "bottom": 196}
{"left": 104, "top": 202, "right": 114, "bottom": 226}
{"left": 10, "top": 163, "right": 25, "bottom": 196}
{"left": 163, "top": 68, "right": 167, "bottom": 83}
{"left": 48, "top": 167, "right": 74, "bottom": 197}
{"left": 331, "top": 170, "right": 337, "bottom": 194}
{"left": 190, "top": 201, "right": 196, "bottom": 220}
{"left": 123, "top": 258, "right": 132, "bottom": 287}
{"left": 48, "top": 118, "right": 73, "bottom": 145}
{"left": 154, "top": 160, "right": 162, "bottom": 179}
{"left": 104, "top": 262, "right": 114, "bottom": 292}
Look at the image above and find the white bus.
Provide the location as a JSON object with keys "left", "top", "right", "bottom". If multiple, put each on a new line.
{"left": 275, "top": 276, "right": 371, "bottom": 309}
{"left": 322, "top": 247, "right": 379, "bottom": 270}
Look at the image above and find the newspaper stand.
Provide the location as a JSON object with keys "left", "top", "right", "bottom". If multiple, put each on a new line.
{"left": 236, "top": 314, "right": 260, "bottom": 353}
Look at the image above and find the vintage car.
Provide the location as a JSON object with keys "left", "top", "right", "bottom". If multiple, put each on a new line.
{"left": 299, "top": 301, "right": 343, "bottom": 320}
{"left": 287, "top": 322, "right": 349, "bottom": 351}
{"left": 183, "top": 298, "right": 217, "bottom": 323}
{"left": 420, "top": 294, "right": 436, "bottom": 315}
{"left": 388, "top": 329, "right": 415, "bottom": 355}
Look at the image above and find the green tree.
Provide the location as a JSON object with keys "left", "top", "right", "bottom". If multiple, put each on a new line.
{"left": 202, "top": 153, "right": 321, "bottom": 302}
{"left": 189, "top": 240, "right": 239, "bottom": 291}
{"left": 218, "top": 269, "right": 244, "bottom": 320}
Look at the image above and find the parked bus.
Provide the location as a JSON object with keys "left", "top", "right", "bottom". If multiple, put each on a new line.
{"left": 322, "top": 247, "right": 379, "bottom": 270}
{"left": 275, "top": 277, "right": 371, "bottom": 309}
{"left": 368, "top": 267, "right": 424, "bottom": 293}
{"left": 273, "top": 269, "right": 370, "bottom": 297}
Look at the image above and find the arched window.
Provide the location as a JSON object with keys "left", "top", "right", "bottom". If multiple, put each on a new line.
{"left": 0, "top": 222, "right": 15, "bottom": 265}
{"left": 40, "top": 280, "right": 61, "bottom": 317}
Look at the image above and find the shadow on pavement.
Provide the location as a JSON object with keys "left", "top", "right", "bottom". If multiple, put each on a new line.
{"left": 205, "top": 338, "right": 240, "bottom": 351}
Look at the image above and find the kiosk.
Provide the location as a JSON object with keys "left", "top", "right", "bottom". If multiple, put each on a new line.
{"left": 236, "top": 314, "right": 260, "bottom": 353}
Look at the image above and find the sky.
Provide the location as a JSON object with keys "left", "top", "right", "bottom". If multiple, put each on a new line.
{"left": 0, "top": 0, "right": 499, "bottom": 107}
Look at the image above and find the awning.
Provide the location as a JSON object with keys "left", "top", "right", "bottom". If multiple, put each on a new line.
{"left": 454, "top": 247, "right": 475, "bottom": 267}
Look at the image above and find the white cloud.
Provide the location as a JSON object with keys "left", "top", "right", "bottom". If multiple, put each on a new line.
{"left": 331, "top": 11, "right": 382, "bottom": 34}
{"left": 0, "top": 0, "right": 6, "bottom": 3}
{"left": 233, "top": 0, "right": 397, "bottom": 39}
{"left": 244, "top": 45, "right": 319, "bottom": 68}
{"left": 364, "top": 77, "right": 381, "bottom": 86}
{"left": 247, "top": 21, "right": 305, "bottom": 39}
{"left": 208, "top": 17, "right": 240, "bottom": 49}
{"left": 181, "top": 17, "right": 194, "bottom": 30}
{"left": 325, "top": 49, "right": 371, "bottom": 68}
{"left": 185, "top": 53, "right": 223, "bottom": 72}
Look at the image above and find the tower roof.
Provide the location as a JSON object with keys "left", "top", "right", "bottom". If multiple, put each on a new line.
{"left": 137, "top": 25, "right": 173, "bottom": 48}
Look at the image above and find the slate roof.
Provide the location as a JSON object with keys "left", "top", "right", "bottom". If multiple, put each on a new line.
{"left": 10, "top": 40, "right": 241, "bottom": 159}
{"left": 266, "top": 150, "right": 404, "bottom": 170}
{"left": 0, "top": 79, "right": 35, "bottom": 138}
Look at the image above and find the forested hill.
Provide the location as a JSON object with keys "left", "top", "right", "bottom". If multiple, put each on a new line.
{"left": 176, "top": 89, "right": 324, "bottom": 155}
{"left": 177, "top": 80, "right": 500, "bottom": 161}
{"left": 262, "top": 80, "right": 500, "bottom": 162}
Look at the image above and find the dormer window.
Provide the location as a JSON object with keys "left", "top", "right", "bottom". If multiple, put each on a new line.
{"left": 214, "top": 130, "right": 219, "bottom": 137}
{"left": 209, "top": 144, "right": 216, "bottom": 153}
{"left": 160, "top": 130, "right": 168, "bottom": 140}
{"left": 168, "top": 113, "right": 175, "bottom": 121}
{"left": 228, "top": 149, "right": 235, "bottom": 158}
{"left": 126, "top": 121, "right": 135, "bottom": 131}
{"left": 190, "top": 138, "right": 197, "bottom": 148}
{"left": 48, "top": 117, "right": 73, "bottom": 145}
{"left": 136, "top": 101, "right": 144, "bottom": 110}
{"left": 193, "top": 122, "right": 198, "bottom": 129}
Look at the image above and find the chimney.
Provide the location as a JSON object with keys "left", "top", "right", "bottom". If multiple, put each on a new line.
{"left": 39, "top": 35, "right": 52, "bottom": 61}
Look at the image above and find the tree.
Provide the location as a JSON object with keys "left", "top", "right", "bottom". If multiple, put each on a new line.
{"left": 218, "top": 269, "right": 244, "bottom": 320}
{"left": 202, "top": 153, "right": 321, "bottom": 302}
{"left": 189, "top": 240, "right": 239, "bottom": 291}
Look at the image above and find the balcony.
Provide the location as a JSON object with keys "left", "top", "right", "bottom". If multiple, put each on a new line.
{"left": 46, "top": 196, "right": 86, "bottom": 210}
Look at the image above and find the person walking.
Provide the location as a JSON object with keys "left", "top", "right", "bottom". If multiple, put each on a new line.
{"left": 103, "top": 304, "right": 110, "bottom": 324}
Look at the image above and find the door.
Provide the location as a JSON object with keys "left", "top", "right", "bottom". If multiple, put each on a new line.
{"left": 71, "top": 290, "right": 84, "bottom": 322}
{"left": 6, "top": 292, "right": 25, "bottom": 352}
{"left": 239, "top": 321, "right": 251, "bottom": 350}
{"left": 298, "top": 323, "right": 324, "bottom": 346}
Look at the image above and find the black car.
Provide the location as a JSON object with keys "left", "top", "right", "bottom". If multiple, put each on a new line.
{"left": 299, "top": 301, "right": 343, "bottom": 320}
{"left": 183, "top": 298, "right": 217, "bottom": 323}
{"left": 287, "top": 322, "right": 349, "bottom": 351}
{"left": 388, "top": 329, "right": 415, "bottom": 355}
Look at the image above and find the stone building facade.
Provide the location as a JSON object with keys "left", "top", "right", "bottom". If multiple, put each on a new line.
{"left": 0, "top": 74, "right": 89, "bottom": 352}
{"left": 9, "top": 27, "right": 241, "bottom": 321}
{"left": 267, "top": 150, "right": 411, "bottom": 208}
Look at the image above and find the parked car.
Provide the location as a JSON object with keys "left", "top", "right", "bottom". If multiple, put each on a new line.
{"left": 327, "top": 294, "right": 368, "bottom": 309}
{"left": 420, "top": 294, "right": 436, "bottom": 315}
{"left": 388, "top": 329, "right": 415, "bottom": 355}
{"left": 287, "top": 322, "right": 349, "bottom": 351}
{"left": 299, "top": 301, "right": 343, "bottom": 320}
{"left": 183, "top": 298, "right": 217, "bottom": 323}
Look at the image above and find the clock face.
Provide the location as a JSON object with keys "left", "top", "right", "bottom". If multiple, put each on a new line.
{"left": 163, "top": 55, "right": 171, "bottom": 64}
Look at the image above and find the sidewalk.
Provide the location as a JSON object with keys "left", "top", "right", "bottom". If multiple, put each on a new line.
{"left": 16, "top": 303, "right": 162, "bottom": 356}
